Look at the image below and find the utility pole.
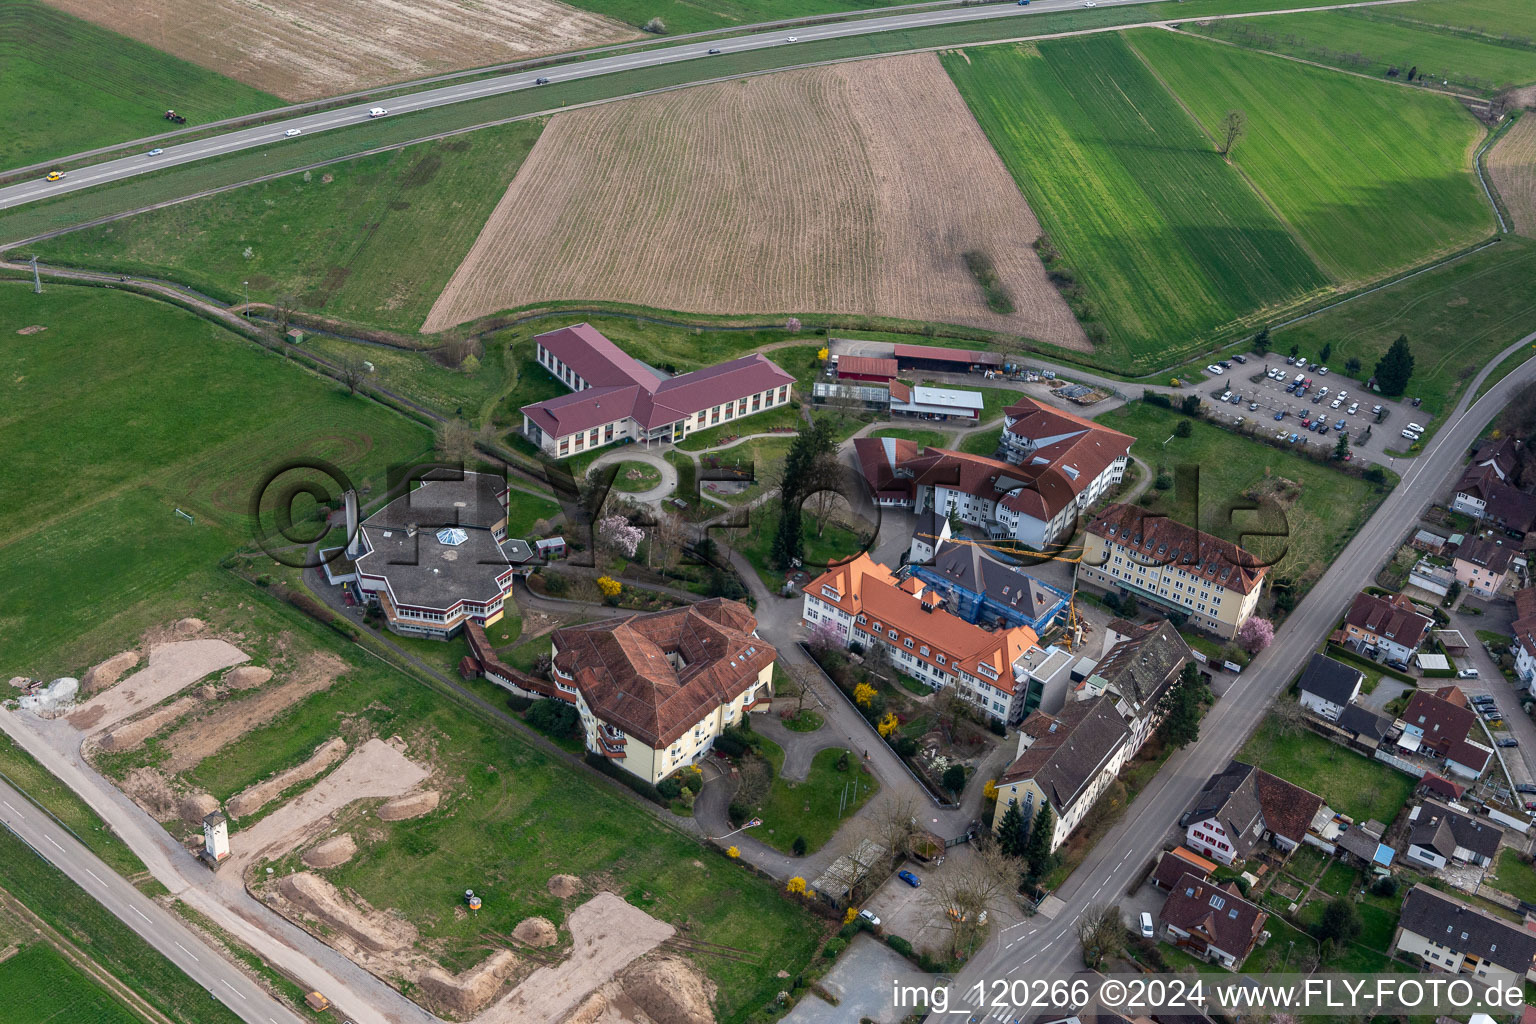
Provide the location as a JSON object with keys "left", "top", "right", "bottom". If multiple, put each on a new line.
{"left": 243, "top": 280, "right": 249, "bottom": 317}
{"left": 30, "top": 255, "right": 41, "bottom": 294}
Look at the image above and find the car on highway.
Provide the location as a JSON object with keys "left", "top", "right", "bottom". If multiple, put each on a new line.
{"left": 1206, "top": 364, "right": 1224, "bottom": 375}
{"left": 1082, "top": 1, "right": 1096, "bottom": 6}
{"left": 147, "top": 148, "right": 164, "bottom": 156}
{"left": 859, "top": 909, "right": 881, "bottom": 926}
{"left": 708, "top": 47, "right": 722, "bottom": 53}
{"left": 535, "top": 77, "right": 550, "bottom": 85}
{"left": 1457, "top": 668, "right": 1479, "bottom": 679}
{"left": 786, "top": 35, "right": 799, "bottom": 41}
{"left": 284, "top": 128, "right": 302, "bottom": 137}
{"left": 898, "top": 870, "right": 921, "bottom": 888}
{"left": 45, "top": 171, "right": 65, "bottom": 181}
{"left": 369, "top": 107, "right": 388, "bottom": 118}
{"left": 1018, "top": 0, "right": 1032, "bottom": 5}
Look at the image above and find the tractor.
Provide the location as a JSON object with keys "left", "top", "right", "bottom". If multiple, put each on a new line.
{"left": 163, "top": 110, "right": 187, "bottom": 124}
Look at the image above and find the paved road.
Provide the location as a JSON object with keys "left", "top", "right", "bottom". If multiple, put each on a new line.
{"left": 0, "top": 777, "right": 304, "bottom": 1024}
{"left": 0, "top": 0, "right": 1164, "bottom": 212}
{"left": 945, "top": 330, "right": 1536, "bottom": 1019}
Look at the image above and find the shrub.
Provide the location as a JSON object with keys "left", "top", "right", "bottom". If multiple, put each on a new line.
{"left": 894, "top": 737, "right": 918, "bottom": 758}
{"left": 1371, "top": 875, "right": 1398, "bottom": 898}
{"left": 583, "top": 753, "right": 665, "bottom": 805}
{"left": 714, "top": 733, "right": 748, "bottom": 758}
{"left": 886, "top": 935, "right": 914, "bottom": 958}
{"left": 988, "top": 717, "right": 1006, "bottom": 736}
{"left": 527, "top": 698, "right": 579, "bottom": 739}
{"left": 506, "top": 694, "right": 533, "bottom": 713}
{"left": 682, "top": 768, "right": 704, "bottom": 794}
{"left": 543, "top": 572, "right": 569, "bottom": 596}
{"left": 728, "top": 801, "right": 751, "bottom": 826}
{"left": 642, "top": 16, "right": 667, "bottom": 32}
{"left": 942, "top": 765, "right": 967, "bottom": 793}
{"left": 792, "top": 836, "right": 808, "bottom": 856}
{"left": 821, "top": 938, "right": 847, "bottom": 960}
{"left": 658, "top": 777, "right": 683, "bottom": 800}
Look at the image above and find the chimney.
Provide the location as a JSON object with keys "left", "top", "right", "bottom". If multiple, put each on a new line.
{"left": 344, "top": 489, "right": 362, "bottom": 557}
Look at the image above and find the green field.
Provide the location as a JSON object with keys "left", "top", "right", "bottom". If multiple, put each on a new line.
{"left": 0, "top": 1, "right": 279, "bottom": 171}
{"left": 753, "top": 742, "right": 878, "bottom": 854}
{"left": 1238, "top": 709, "right": 1414, "bottom": 823}
{"left": 943, "top": 35, "right": 1328, "bottom": 369}
{"left": 1186, "top": 9, "right": 1536, "bottom": 94}
{"left": 868, "top": 427, "right": 952, "bottom": 448}
{"left": 1132, "top": 29, "right": 1493, "bottom": 282}
{"left": 0, "top": 282, "right": 433, "bottom": 678}
{"left": 31, "top": 122, "right": 545, "bottom": 332}
{"left": 570, "top": 0, "right": 910, "bottom": 35}
{"left": 1099, "top": 402, "right": 1387, "bottom": 592}
{"left": 0, "top": 943, "right": 142, "bottom": 1024}
{"left": 1273, "top": 236, "right": 1536, "bottom": 423}
{"left": 1383, "top": 0, "right": 1536, "bottom": 43}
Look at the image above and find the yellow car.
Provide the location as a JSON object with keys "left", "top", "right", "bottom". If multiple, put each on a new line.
{"left": 45, "top": 171, "right": 65, "bottom": 181}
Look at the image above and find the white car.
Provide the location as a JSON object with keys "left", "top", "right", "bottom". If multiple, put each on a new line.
{"left": 1082, "top": 1, "right": 1096, "bottom": 6}
{"left": 1457, "top": 668, "right": 1479, "bottom": 679}
{"left": 1318, "top": 366, "right": 1330, "bottom": 375}
{"left": 1337, "top": 390, "right": 1349, "bottom": 400}
{"left": 1401, "top": 428, "right": 1421, "bottom": 440}
{"left": 368, "top": 107, "right": 388, "bottom": 118}
{"left": 1331, "top": 398, "right": 1343, "bottom": 409}
{"left": 858, "top": 908, "right": 881, "bottom": 927}
{"left": 786, "top": 35, "right": 798, "bottom": 41}
{"left": 1207, "top": 364, "right": 1224, "bottom": 375}
{"left": 1347, "top": 402, "right": 1358, "bottom": 415}
{"left": 284, "top": 128, "right": 302, "bottom": 137}
{"left": 1317, "top": 386, "right": 1329, "bottom": 397}
{"left": 146, "top": 147, "right": 164, "bottom": 156}
{"left": 1407, "top": 422, "right": 1424, "bottom": 433}
{"left": 1140, "top": 912, "right": 1155, "bottom": 938}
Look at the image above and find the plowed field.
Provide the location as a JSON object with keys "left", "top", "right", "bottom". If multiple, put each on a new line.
{"left": 424, "top": 53, "right": 1089, "bottom": 350}
{"left": 1488, "top": 116, "right": 1536, "bottom": 237}
{"left": 40, "top": 0, "right": 638, "bottom": 101}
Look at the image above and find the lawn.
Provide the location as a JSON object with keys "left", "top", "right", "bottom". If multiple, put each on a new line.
{"left": 1185, "top": 10, "right": 1536, "bottom": 95}
{"left": 868, "top": 427, "right": 952, "bottom": 448}
{"left": 0, "top": 943, "right": 143, "bottom": 1024}
{"left": 0, "top": 281, "right": 433, "bottom": 678}
{"left": 1384, "top": 0, "right": 1536, "bottom": 42}
{"left": 1132, "top": 29, "right": 1493, "bottom": 283}
{"left": 31, "top": 121, "right": 546, "bottom": 332}
{"left": 957, "top": 429, "right": 1002, "bottom": 457}
{"left": 1099, "top": 401, "right": 1388, "bottom": 592}
{"left": 1491, "top": 848, "right": 1536, "bottom": 903}
{"left": 610, "top": 460, "right": 662, "bottom": 493}
{"left": 1237, "top": 713, "right": 1415, "bottom": 823}
{"left": 0, "top": 0, "right": 279, "bottom": 170}
{"left": 752, "top": 741, "right": 878, "bottom": 854}
{"left": 942, "top": 34, "right": 1328, "bottom": 370}
{"left": 699, "top": 438, "right": 793, "bottom": 507}
{"left": 724, "top": 501, "right": 872, "bottom": 589}
{"left": 1273, "top": 235, "right": 1536, "bottom": 424}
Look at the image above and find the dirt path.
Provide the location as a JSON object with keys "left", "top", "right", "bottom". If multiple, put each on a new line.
{"left": 66, "top": 640, "right": 248, "bottom": 734}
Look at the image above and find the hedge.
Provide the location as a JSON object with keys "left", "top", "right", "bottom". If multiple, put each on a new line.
{"left": 1324, "top": 643, "right": 1415, "bottom": 683}
{"left": 584, "top": 753, "right": 666, "bottom": 806}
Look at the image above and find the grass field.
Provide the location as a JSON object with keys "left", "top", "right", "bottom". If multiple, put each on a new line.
{"left": 0, "top": 282, "right": 433, "bottom": 678}
{"left": 1237, "top": 709, "right": 1415, "bottom": 823}
{"left": 753, "top": 741, "right": 878, "bottom": 854}
{"left": 1132, "top": 29, "right": 1493, "bottom": 282}
{"left": 571, "top": 0, "right": 911, "bottom": 34}
{"left": 0, "top": 828, "right": 243, "bottom": 1024}
{"left": 868, "top": 427, "right": 953, "bottom": 448}
{"left": 1382, "top": 0, "right": 1536, "bottom": 43}
{"left": 943, "top": 35, "right": 1328, "bottom": 370}
{"left": 0, "top": 0, "right": 278, "bottom": 170}
{"left": 32, "top": 121, "right": 545, "bottom": 332}
{"left": 1493, "top": 848, "right": 1536, "bottom": 903}
{"left": 1098, "top": 402, "right": 1387, "bottom": 592}
{"left": 1272, "top": 236, "right": 1536, "bottom": 422}
{"left": 1185, "top": 9, "right": 1536, "bottom": 95}
{"left": 0, "top": 943, "right": 143, "bottom": 1024}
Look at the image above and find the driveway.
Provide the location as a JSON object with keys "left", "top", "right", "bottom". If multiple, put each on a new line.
{"left": 1447, "top": 604, "right": 1536, "bottom": 787}
{"left": 782, "top": 933, "right": 929, "bottom": 1024}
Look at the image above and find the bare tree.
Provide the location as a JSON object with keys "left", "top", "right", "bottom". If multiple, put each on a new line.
{"left": 933, "top": 684, "right": 972, "bottom": 743}
{"left": 435, "top": 418, "right": 478, "bottom": 465}
{"left": 338, "top": 355, "right": 368, "bottom": 395}
{"left": 440, "top": 334, "right": 480, "bottom": 369}
{"left": 272, "top": 293, "right": 296, "bottom": 341}
{"left": 921, "top": 844, "right": 1015, "bottom": 956}
{"left": 650, "top": 508, "right": 690, "bottom": 574}
{"left": 1077, "top": 903, "right": 1124, "bottom": 969}
{"left": 1271, "top": 696, "right": 1308, "bottom": 737}
{"left": 1220, "top": 109, "right": 1246, "bottom": 157}
{"left": 803, "top": 454, "right": 846, "bottom": 538}
{"left": 861, "top": 795, "right": 922, "bottom": 869}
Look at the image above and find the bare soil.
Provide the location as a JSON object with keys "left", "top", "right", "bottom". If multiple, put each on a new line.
{"left": 548, "top": 874, "right": 582, "bottom": 899}
{"left": 16, "top": 326, "right": 46, "bottom": 335}
{"left": 513, "top": 917, "right": 559, "bottom": 947}
{"left": 95, "top": 695, "right": 197, "bottom": 752}
{"left": 618, "top": 957, "right": 716, "bottom": 1024}
{"left": 223, "top": 665, "right": 272, "bottom": 690}
{"left": 80, "top": 650, "right": 140, "bottom": 694}
{"left": 279, "top": 871, "right": 416, "bottom": 951}
{"left": 425, "top": 53, "right": 1087, "bottom": 349}
{"left": 121, "top": 767, "right": 179, "bottom": 822}
{"left": 420, "top": 950, "right": 521, "bottom": 1017}
{"left": 301, "top": 833, "right": 358, "bottom": 869}
{"left": 155, "top": 650, "right": 345, "bottom": 774}
{"left": 227, "top": 736, "right": 347, "bottom": 818}
{"left": 40, "top": 0, "right": 639, "bottom": 102}
{"left": 377, "top": 788, "right": 440, "bottom": 821}
{"left": 66, "top": 639, "right": 248, "bottom": 734}
{"left": 1488, "top": 115, "right": 1536, "bottom": 236}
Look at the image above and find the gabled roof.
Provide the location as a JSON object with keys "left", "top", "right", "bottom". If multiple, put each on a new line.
{"left": 1296, "top": 652, "right": 1364, "bottom": 706}
{"left": 1337, "top": 703, "right": 1393, "bottom": 742}
{"left": 1253, "top": 770, "right": 1324, "bottom": 845}
{"left": 1090, "top": 618, "right": 1191, "bottom": 708}
{"left": 1152, "top": 847, "right": 1216, "bottom": 889}
{"left": 1345, "top": 591, "right": 1432, "bottom": 650}
{"left": 1454, "top": 535, "right": 1514, "bottom": 575}
{"left": 1514, "top": 587, "right": 1536, "bottom": 661}
{"left": 537, "top": 323, "right": 658, "bottom": 389}
{"left": 1086, "top": 503, "right": 1267, "bottom": 594}
{"left": 1419, "top": 771, "right": 1466, "bottom": 802}
{"left": 1398, "top": 884, "right": 1536, "bottom": 977}
{"left": 551, "top": 599, "right": 773, "bottom": 749}
{"left": 1190, "top": 761, "right": 1323, "bottom": 852}
{"left": 927, "top": 540, "right": 1068, "bottom": 617}
{"left": 836, "top": 355, "right": 897, "bottom": 378}
{"left": 1159, "top": 872, "right": 1267, "bottom": 960}
{"left": 1402, "top": 688, "right": 1477, "bottom": 755}
{"left": 892, "top": 343, "right": 1001, "bottom": 367}
{"left": 1473, "top": 436, "right": 1521, "bottom": 478}
{"left": 998, "top": 697, "right": 1131, "bottom": 812}
{"left": 1409, "top": 800, "right": 1503, "bottom": 861}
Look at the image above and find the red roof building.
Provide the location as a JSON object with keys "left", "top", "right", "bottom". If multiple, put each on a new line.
{"left": 1399, "top": 686, "right": 1491, "bottom": 779}
{"left": 835, "top": 355, "right": 898, "bottom": 383}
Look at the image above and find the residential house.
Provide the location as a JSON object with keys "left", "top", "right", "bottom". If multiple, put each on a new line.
{"left": 1159, "top": 872, "right": 1268, "bottom": 970}
{"left": 1398, "top": 686, "right": 1492, "bottom": 779}
{"left": 547, "top": 599, "right": 774, "bottom": 784}
{"left": 520, "top": 323, "right": 795, "bottom": 458}
{"left": 1342, "top": 591, "right": 1434, "bottom": 667}
{"left": 1452, "top": 536, "right": 1514, "bottom": 598}
{"left": 800, "top": 553, "right": 1051, "bottom": 723}
{"left": 1405, "top": 800, "right": 1504, "bottom": 870}
{"left": 1296, "top": 653, "right": 1364, "bottom": 721}
{"left": 991, "top": 697, "right": 1132, "bottom": 851}
{"left": 1185, "top": 760, "right": 1324, "bottom": 865}
{"left": 1076, "top": 503, "right": 1268, "bottom": 640}
{"left": 1151, "top": 847, "right": 1217, "bottom": 891}
{"left": 1452, "top": 440, "right": 1536, "bottom": 537}
{"left": 908, "top": 539, "right": 1071, "bottom": 633}
{"left": 1511, "top": 587, "right": 1536, "bottom": 685}
{"left": 1074, "top": 618, "right": 1193, "bottom": 752}
{"left": 1334, "top": 703, "right": 1397, "bottom": 749}
{"left": 907, "top": 506, "right": 951, "bottom": 566}
{"left": 1334, "top": 820, "right": 1393, "bottom": 872}
{"left": 1394, "top": 884, "right": 1536, "bottom": 984}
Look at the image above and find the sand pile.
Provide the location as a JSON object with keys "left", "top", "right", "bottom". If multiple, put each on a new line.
{"left": 228, "top": 737, "right": 347, "bottom": 818}
{"left": 302, "top": 834, "right": 358, "bottom": 869}
{"left": 224, "top": 666, "right": 273, "bottom": 690}
{"left": 514, "top": 917, "right": 559, "bottom": 947}
{"left": 180, "top": 791, "right": 220, "bottom": 825}
{"left": 279, "top": 872, "right": 416, "bottom": 952}
{"left": 418, "top": 949, "right": 519, "bottom": 1016}
{"left": 97, "top": 696, "right": 197, "bottom": 752}
{"left": 548, "top": 874, "right": 581, "bottom": 899}
{"left": 174, "top": 618, "right": 206, "bottom": 635}
{"left": 378, "top": 789, "right": 439, "bottom": 821}
{"left": 81, "top": 651, "right": 140, "bottom": 693}
{"left": 620, "top": 958, "right": 716, "bottom": 1024}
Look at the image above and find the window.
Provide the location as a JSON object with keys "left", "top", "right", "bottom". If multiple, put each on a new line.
{"left": 920, "top": 645, "right": 930, "bottom": 657}
{"left": 904, "top": 638, "right": 914, "bottom": 649}
{"left": 888, "top": 629, "right": 897, "bottom": 639}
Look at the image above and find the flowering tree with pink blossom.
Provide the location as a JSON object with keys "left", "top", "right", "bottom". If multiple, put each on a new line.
{"left": 597, "top": 514, "right": 643, "bottom": 559}
{"left": 806, "top": 618, "right": 845, "bottom": 657}
{"left": 1238, "top": 616, "right": 1275, "bottom": 654}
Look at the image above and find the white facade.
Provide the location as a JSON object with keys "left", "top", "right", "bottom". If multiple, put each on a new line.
{"left": 1394, "top": 926, "right": 1536, "bottom": 986}
{"left": 1516, "top": 637, "right": 1535, "bottom": 685}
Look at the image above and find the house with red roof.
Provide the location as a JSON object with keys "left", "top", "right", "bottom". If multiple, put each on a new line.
{"left": 1398, "top": 686, "right": 1491, "bottom": 779}
{"left": 519, "top": 324, "right": 795, "bottom": 459}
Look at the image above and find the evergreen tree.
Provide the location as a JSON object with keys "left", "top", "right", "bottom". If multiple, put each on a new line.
{"left": 1345, "top": 356, "right": 1362, "bottom": 377}
{"left": 1333, "top": 430, "right": 1350, "bottom": 460}
{"left": 996, "top": 801, "right": 1029, "bottom": 858}
{"left": 1024, "top": 803, "right": 1057, "bottom": 882}
{"left": 1253, "top": 327, "right": 1270, "bottom": 355}
{"left": 1157, "top": 662, "right": 1209, "bottom": 750}
{"left": 1374, "top": 335, "right": 1415, "bottom": 396}
{"left": 1320, "top": 342, "right": 1333, "bottom": 363}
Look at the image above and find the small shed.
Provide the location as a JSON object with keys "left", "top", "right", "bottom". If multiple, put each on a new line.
{"left": 1434, "top": 629, "right": 1469, "bottom": 652}
{"left": 1415, "top": 652, "right": 1450, "bottom": 672}
{"left": 535, "top": 536, "right": 566, "bottom": 560}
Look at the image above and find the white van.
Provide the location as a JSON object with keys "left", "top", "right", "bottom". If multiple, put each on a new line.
{"left": 1401, "top": 428, "right": 1420, "bottom": 440}
{"left": 368, "top": 107, "right": 388, "bottom": 118}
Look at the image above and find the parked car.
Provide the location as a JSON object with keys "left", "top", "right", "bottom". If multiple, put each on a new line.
{"left": 1287, "top": 356, "right": 1297, "bottom": 365}
{"left": 1317, "top": 423, "right": 1329, "bottom": 435}
{"left": 1337, "top": 390, "right": 1349, "bottom": 400}
{"left": 1231, "top": 354, "right": 1248, "bottom": 363}
{"left": 1371, "top": 404, "right": 1383, "bottom": 415}
{"left": 1457, "top": 668, "right": 1479, "bottom": 679}
{"left": 859, "top": 909, "right": 881, "bottom": 926}
{"left": 1289, "top": 433, "right": 1300, "bottom": 443}
{"left": 1207, "top": 364, "right": 1225, "bottom": 375}
{"left": 1401, "top": 429, "right": 1420, "bottom": 440}
{"left": 1274, "top": 410, "right": 1285, "bottom": 421}
{"left": 898, "top": 870, "right": 921, "bottom": 888}
{"left": 1335, "top": 419, "right": 1347, "bottom": 431}
{"left": 1249, "top": 402, "right": 1258, "bottom": 411}
{"left": 1516, "top": 784, "right": 1536, "bottom": 795}
{"left": 1407, "top": 422, "right": 1424, "bottom": 433}
{"left": 1140, "top": 912, "right": 1155, "bottom": 938}
{"left": 1347, "top": 402, "right": 1358, "bottom": 415}
{"left": 1318, "top": 365, "right": 1330, "bottom": 374}
{"left": 1498, "top": 739, "right": 1519, "bottom": 748}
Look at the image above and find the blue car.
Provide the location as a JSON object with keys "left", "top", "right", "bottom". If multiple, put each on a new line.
{"left": 1335, "top": 419, "right": 1347, "bottom": 431}
{"left": 898, "top": 870, "right": 922, "bottom": 888}
{"left": 1288, "top": 433, "right": 1299, "bottom": 443}
{"left": 1274, "top": 410, "right": 1284, "bottom": 421}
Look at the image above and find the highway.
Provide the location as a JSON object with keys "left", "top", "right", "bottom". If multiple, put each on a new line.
{"left": 0, "top": 0, "right": 1153, "bottom": 211}
{"left": 947, "top": 330, "right": 1536, "bottom": 1020}
{"left": 0, "top": 777, "right": 305, "bottom": 1024}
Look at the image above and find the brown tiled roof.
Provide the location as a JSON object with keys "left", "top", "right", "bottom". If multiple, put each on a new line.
{"left": 1514, "top": 587, "right": 1536, "bottom": 660}
{"left": 1152, "top": 847, "right": 1216, "bottom": 889}
{"left": 1399, "top": 885, "right": 1536, "bottom": 977}
{"left": 551, "top": 599, "right": 773, "bottom": 749}
{"left": 1001, "top": 397, "right": 1134, "bottom": 514}
{"left": 1454, "top": 535, "right": 1514, "bottom": 575}
{"left": 538, "top": 323, "right": 658, "bottom": 389}
{"left": 997, "top": 697, "right": 1130, "bottom": 812}
{"left": 1253, "top": 770, "right": 1324, "bottom": 845}
{"left": 1419, "top": 772, "right": 1465, "bottom": 802}
{"left": 1159, "top": 873, "right": 1266, "bottom": 961}
{"left": 836, "top": 356, "right": 898, "bottom": 379}
{"left": 888, "top": 380, "right": 912, "bottom": 403}
{"left": 1344, "top": 591, "right": 1432, "bottom": 649}
{"left": 1085, "top": 503, "right": 1267, "bottom": 595}
{"left": 1402, "top": 689, "right": 1476, "bottom": 757}
{"left": 892, "top": 343, "right": 1001, "bottom": 367}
